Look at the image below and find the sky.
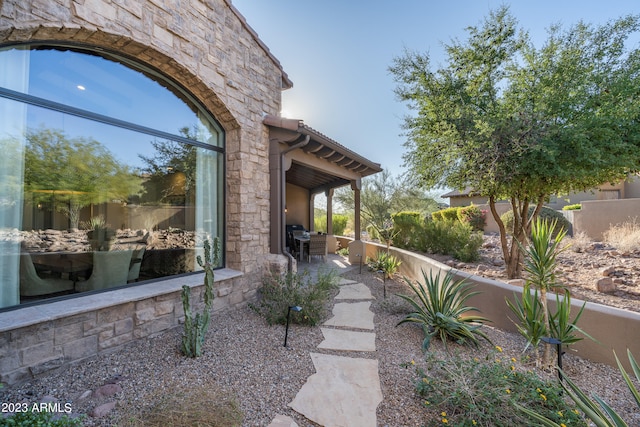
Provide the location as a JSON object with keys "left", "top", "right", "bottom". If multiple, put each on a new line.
{"left": 232, "top": 0, "right": 640, "bottom": 180}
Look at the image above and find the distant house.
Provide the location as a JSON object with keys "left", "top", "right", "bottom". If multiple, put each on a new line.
{"left": 0, "top": 0, "right": 379, "bottom": 384}
{"left": 442, "top": 176, "right": 640, "bottom": 209}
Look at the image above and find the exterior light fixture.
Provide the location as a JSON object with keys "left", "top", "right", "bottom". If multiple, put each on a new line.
{"left": 284, "top": 305, "right": 302, "bottom": 347}
{"left": 377, "top": 269, "right": 387, "bottom": 298}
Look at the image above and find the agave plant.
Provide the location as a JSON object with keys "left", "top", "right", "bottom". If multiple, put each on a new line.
{"left": 396, "top": 270, "right": 491, "bottom": 351}
{"left": 519, "top": 350, "right": 640, "bottom": 427}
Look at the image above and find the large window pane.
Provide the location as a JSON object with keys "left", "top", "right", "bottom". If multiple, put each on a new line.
{"left": 0, "top": 45, "right": 224, "bottom": 310}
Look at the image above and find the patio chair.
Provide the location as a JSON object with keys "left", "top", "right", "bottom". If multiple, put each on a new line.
{"left": 19, "top": 254, "right": 75, "bottom": 297}
{"left": 127, "top": 246, "right": 146, "bottom": 283}
{"left": 308, "top": 233, "right": 327, "bottom": 263}
{"left": 76, "top": 250, "right": 132, "bottom": 292}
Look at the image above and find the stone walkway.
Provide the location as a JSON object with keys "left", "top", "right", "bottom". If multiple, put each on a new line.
{"left": 269, "top": 276, "right": 383, "bottom": 427}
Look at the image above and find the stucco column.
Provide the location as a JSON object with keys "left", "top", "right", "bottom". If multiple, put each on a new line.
{"left": 326, "top": 188, "right": 334, "bottom": 235}
{"left": 310, "top": 193, "right": 316, "bottom": 231}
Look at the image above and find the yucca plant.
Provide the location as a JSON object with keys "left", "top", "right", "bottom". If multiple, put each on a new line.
{"left": 518, "top": 349, "right": 640, "bottom": 427}
{"left": 521, "top": 217, "right": 569, "bottom": 367}
{"left": 396, "top": 270, "right": 491, "bottom": 351}
{"left": 506, "top": 283, "right": 547, "bottom": 352}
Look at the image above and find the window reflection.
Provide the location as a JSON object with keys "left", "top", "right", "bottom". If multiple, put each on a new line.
{"left": 0, "top": 45, "right": 224, "bottom": 310}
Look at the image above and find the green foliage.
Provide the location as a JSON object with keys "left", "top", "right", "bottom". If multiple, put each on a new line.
{"left": 181, "top": 238, "right": 219, "bottom": 358}
{"left": 332, "top": 214, "right": 349, "bottom": 236}
{"left": 457, "top": 205, "right": 487, "bottom": 232}
{"left": 506, "top": 284, "right": 547, "bottom": 350}
{"left": 367, "top": 251, "right": 402, "bottom": 279}
{"left": 396, "top": 270, "right": 491, "bottom": 351}
{"left": 390, "top": 7, "right": 640, "bottom": 280}
{"left": 562, "top": 203, "right": 582, "bottom": 211}
{"left": 519, "top": 350, "right": 640, "bottom": 427}
{"left": 432, "top": 206, "right": 460, "bottom": 221}
{"left": 415, "top": 351, "right": 586, "bottom": 427}
{"left": 500, "top": 206, "right": 571, "bottom": 237}
{"left": 418, "top": 220, "right": 483, "bottom": 262}
{"left": 249, "top": 269, "right": 338, "bottom": 326}
{"left": 391, "top": 211, "right": 423, "bottom": 248}
{"left": 0, "top": 410, "right": 84, "bottom": 426}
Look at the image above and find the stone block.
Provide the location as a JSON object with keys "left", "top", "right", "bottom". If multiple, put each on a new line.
{"left": 29, "top": 355, "right": 65, "bottom": 375}
{"left": 21, "top": 342, "right": 63, "bottom": 367}
{"left": 1, "top": 367, "right": 31, "bottom": 386}
{"left": 99, "top": 332, "right": 133, "bottom": 351}
{"left": 97, "top": 303, "right": 134, "bottom": 324}
{"left": 11, "top": 322, "right": 54, "bottom": 347}
{"left": 0, "top": 349, "right": 20, "bottom": 372}
{"left": 54, "top": 322, "right": 84, "bottom": 345}
{"left": 155, "top": 300, "right": 175, "bottom": 316}
{"left": 114, "top": 318, "right": 133, "bottom": 335}
{"left": 63, "top": 335, "right": 98, "bottom": 360}
{"left": 135, "top": 307, "right": 156, "bottom": 325}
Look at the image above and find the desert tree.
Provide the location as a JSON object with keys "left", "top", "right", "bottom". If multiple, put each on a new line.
{"left": 390, "top": 7, "right": 640, "bottom": 278}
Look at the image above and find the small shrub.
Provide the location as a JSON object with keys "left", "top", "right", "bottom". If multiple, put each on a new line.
{"left": 116, "top": 382, "right": 243, "bottom": 427}
{"left": 457, "top": 205, "right": 487, "bottom": 232}
{"left": 567, "top": 231, "right": 592, "bottom": 253}
{"left": 0, "top": 411, "right": 84, "bottom": 426}
{"left": 604, "top": 218, "right": 640, "bottom": 253}
{"left": 520, "top": 349, "right": 640, "bottom": 427}
{"left": 415, "top": 351, "right": 586, "bottom": 427}
{"left": 332, "top": 214, "right": 349, "bottom": 236}
{"left": 500, "top": 206, "right": 571, "bottom": 237}
{"left": 392, "top": 211, "right": 423, "bottom": 249}
{"left": 420, "top": 220, "right": 482, "bottom": 262}
{"left": 336, "top": 247, "right": 349, "bottom": 257}
{"left": 367, "top": 251, "right": 402, "bottom": 279}
{"left": 397, "top": 270, "right": 491, "bottom": 351}
{"left": 562, "top": 203, "right": 582, "bottom": 210}
{"left": 249, "top": 268, "right": 338, "bottom": 326}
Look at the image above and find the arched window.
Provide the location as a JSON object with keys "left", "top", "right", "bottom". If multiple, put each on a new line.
{"left": 0, "top": 44, "right": 225, "bottom": 310}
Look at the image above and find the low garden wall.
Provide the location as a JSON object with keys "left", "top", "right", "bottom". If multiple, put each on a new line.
{"left": 352, "top": 238, "right": 640, "bottom": 370}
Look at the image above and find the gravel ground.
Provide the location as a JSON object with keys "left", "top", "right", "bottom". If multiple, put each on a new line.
{"left": 2, "top": 267, "right": 639, "bottom": 426}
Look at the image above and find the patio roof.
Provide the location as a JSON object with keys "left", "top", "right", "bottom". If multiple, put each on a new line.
{"left": 264, "top": 114, "right": 382, "bottom": 193}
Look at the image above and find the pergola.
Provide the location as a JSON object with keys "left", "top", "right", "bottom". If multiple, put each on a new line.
{"left": 265, "top": 115, "right": 382, "bottom": 258}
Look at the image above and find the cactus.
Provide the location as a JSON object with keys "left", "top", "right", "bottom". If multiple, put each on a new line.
{"left": 181, "top": 237, "right": 219, "bottom": 357}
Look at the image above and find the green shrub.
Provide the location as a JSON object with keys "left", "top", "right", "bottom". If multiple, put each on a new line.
{"left": 419, "top": 220, "right": 483, "bottom": 262}
{"left": 433, "top": 206, "right": 460, "bottom": 221}
{"left": 519, "top": 349, "right": 639, "bottom": 427}
{"left": 457, "top": 205, "right": 486, "bottom": 231}
{"left": 367, "top": 251, "right": 402, "bottom": 279}
{"left": 431, "top": 210, "right": 444, "bottom": 221}
{"left": 0, "top": 410, "right": 84, "bottom": 426}
{"left": 415, "top": 351, "right": 586, "bottom": 427}
{"left": 249, "top": 269, "right": 338, "bottom": 326}
{"left": 500, "top": 206, "right": 571, "bottom": 237}
{"left": 332, "top": 214, "right": 349, "bottom": 236}
{"left": 397, "top": 270, "right": 490, "bottom": 351}
{"left": 391, "top": 211, "right": 423, "bottom": 249}
{"left": 562, "top": 203, "right": 582, "bottom": 210}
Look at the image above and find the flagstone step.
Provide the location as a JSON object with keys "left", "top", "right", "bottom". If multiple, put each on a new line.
{"left": 288, "top": 352, "right": 382, "bottom": 427}
{"left": 267, "top": 414, "right": 299, "bottom": 427}
{"left": 323, "top": 301, "right": 374, "bottom": 330}
{"left": 318, "top": 327, "right": 376, "bottom": 352}
{"left": 334, "top": 282, "right": 374, "bottom": 300}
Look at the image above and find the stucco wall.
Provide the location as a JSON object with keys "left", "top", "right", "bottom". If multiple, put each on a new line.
{"left": 570, "top": 198, "right": 640, "bottom": 241}
{"left": 360, "top": 240, "right": 640, "bottom": 370}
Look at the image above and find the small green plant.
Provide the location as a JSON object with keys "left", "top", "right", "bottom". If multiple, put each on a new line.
{"left": 500, "top": 206, "right": 571, "bottom": 238}
{"left": 0, "top": 410, "right": 84, "bottom": 426}
{"left": 396, "top": 270, "right": 491, "bottom": 351}
{"left": 457, "top": 204, "right": 487, "bottom": 232}
{"left": 415, "top": 351, "right": 586, "bottom": 427}
{"left": 519, "top": 349, "right": 640, "bottom": 427}
{"left": 249, "top": 268, "right": 338, "bottom": 326}
{"left": 367, "top": 251, "right": 402, "bottom": 279}
{"left": 562, "top": 203, "right": 582, "bottom": 210}
{"left": 181, "top": 237, "right": 219, "bottom": 358}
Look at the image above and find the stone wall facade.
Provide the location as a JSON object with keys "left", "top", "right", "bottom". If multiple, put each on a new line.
{"left": 0, "top": 0, "right": 289, "bottom": 383}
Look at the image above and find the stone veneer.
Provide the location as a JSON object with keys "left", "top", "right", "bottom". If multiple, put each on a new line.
{"left": 0, "top": 0, "right": 290, "bottom": 384}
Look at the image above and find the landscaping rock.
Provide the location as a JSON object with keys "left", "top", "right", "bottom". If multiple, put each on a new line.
{"left": 596, "top": 277, "right": 616, "bottom": 293}
{"left": 90, "top": 401, "right": 116, "bottom": 418}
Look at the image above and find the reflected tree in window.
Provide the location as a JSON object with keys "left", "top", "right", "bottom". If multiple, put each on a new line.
{"left": 24, "top": 127, "right": 141, "bottom": 228}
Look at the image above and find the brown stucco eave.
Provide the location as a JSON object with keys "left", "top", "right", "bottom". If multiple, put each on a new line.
{"left": 263, "top": 114, "right": 382, "bottom": 178}
{"left": 225, "top": 0, "right": 293, "bottom": 90}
